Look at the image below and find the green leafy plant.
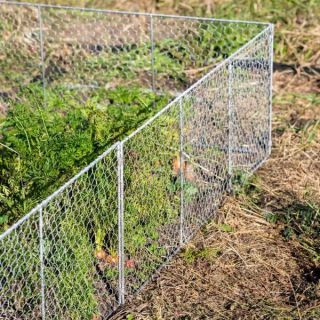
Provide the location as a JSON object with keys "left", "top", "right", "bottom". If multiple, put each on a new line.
{"left": 0, "top": 84, "right": 170, "bottom": 231}
{"left": 182, "top": 245, "right": 222, "bottom": 264}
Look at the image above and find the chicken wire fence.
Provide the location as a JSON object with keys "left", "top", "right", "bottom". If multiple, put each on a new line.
{"left": 0, "top": 1, "right": 273, "bottom": 319}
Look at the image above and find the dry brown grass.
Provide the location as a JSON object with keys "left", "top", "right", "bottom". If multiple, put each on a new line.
{"left": 110, "top": 200, "right": 304, "bottom": 319}
{"left": 262, "top": 72, "right": 320, "bottom": 210}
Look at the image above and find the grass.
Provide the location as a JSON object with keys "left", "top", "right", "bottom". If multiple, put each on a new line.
{"left": 260, "top": 86, "right": 320, "bottom": 263}
{"left": 231, "top": 86, "right": 320, "bottom": 264}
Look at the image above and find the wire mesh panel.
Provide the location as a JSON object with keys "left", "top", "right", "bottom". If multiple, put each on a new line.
{"left": 152, "top": 17, "right": 266, "bottom": 95}
{"left": 0, "top": 4, "right": 41, "bottom": 91}
{"left": 122, "top": 101, "right": 181, "bottom": 295}
{"left": 181, "top": 67, "right": 230, "bottom": 241}
{"left": 0, "top": 2, "right": 273, "bottom": 318}
{"left": 41, "top": 145, "right": 119, "bottom": 319}
{"left": 230, "top": 27, "right": 273, "bottom": 174}
{"left": 41, "top": 8, "right": 153, "bottom": 93}
{"left": 0, "top": 212, "right": 41, "bottom": 319}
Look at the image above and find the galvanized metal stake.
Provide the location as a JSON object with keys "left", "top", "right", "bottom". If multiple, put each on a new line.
{"left": 268, "top": 24, "right": 274, "bottom": 156}
{"left": 39, "top": 207, "right": 46, "bottom": 320}
{"left": 179, "top": 98, "right": 184, "bottom": 245}
{"left": 117, "top": 142, "right": 125, "bottom": 305}
{"left": 227, "top": 61, "right": 233, "bottom": 192}
{"left": 37, "top": 6, "right": 46, "bottom": 95}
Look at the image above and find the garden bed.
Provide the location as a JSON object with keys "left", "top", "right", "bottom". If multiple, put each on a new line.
{"left": 0, "top": 2, "right": 272, "bottom": 319}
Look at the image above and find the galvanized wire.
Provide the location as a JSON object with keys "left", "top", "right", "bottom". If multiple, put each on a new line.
{"left": 0, "top": 2, "right": 273, "bottom": 319}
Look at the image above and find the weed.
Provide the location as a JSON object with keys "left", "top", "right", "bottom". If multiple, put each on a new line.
{"left": 182, "top": 245, "right": 222, "bottom": 264}
{"left": 215, "top": 223, "right": 234, "bottom": 233}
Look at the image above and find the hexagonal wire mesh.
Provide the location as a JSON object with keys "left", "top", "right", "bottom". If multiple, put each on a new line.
{"left": 0, "top": 1, "right": 273, "bottom": 319}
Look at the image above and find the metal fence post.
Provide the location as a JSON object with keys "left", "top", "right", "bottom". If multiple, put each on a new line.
{"left": 39, "top": 207, "right": 46, "bottom": 320}
{"left": 268, "top": 24, "right": 274, "bottom": 157}
{"left": 37, "top": 6, "right": 46, "bottom": 94}
{"left": 227, "top": 61, "right": 233, "bottom": 192}
{"left": 150, "top": 15, "right": 156, "bottom": 96}
{"left": 179, "top": 98, "right": 184, "bottom": 245}
{"left": 117, "top": 142, "right": 125, "bottom": 305}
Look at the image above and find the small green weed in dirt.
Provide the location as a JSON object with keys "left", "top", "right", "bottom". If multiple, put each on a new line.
{"left": 214, "top": 223, "right": 234, "bottom": 233}
{"left": 182, "top": 245, "right": 222, "bottom": 264}
{"left": 275, "top": 202, "right": 320, "bottom": 262}
{"left": 231, "top": 169, "right": 262, "bottom": 201}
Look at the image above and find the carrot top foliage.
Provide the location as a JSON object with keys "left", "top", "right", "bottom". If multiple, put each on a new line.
{"left": 0, "top": 84, "right": 170, "bottom": 230}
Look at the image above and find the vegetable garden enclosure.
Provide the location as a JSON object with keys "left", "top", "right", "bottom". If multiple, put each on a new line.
{"left": 0, "top": 1, "right": 273, "bottom": 319}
